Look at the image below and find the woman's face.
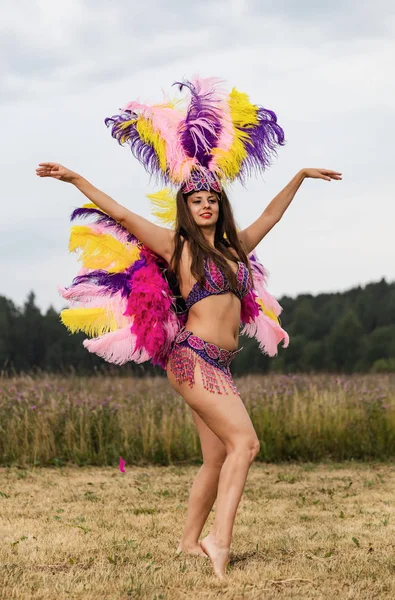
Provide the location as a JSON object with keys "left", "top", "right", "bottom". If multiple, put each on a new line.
{"left": 186, "top": 190, "right": 220, "bottom": 227}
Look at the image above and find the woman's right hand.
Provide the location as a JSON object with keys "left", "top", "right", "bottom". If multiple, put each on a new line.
{"left": 36, "top": 162, "right": 80, "bottom": 184}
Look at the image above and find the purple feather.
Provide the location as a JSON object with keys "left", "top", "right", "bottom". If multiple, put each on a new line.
{"left": 173, "top": 79, "right": 222, "bottom": 168}
{"left": 128, "top": 256, "right": 147, "bottom": 286}
{"left": 71, "top": 270, "right": 132, "bottom": 298}
{"left": 71, "top": 207, "right": 108, "bottom": 221}
{"left": 71, "top": 206, "right": 137, "bottom": 243}
{"left": 105, "top": 111, "right": 170, "bottom": 183}
{"left": 238, "top": 107, "right": 285, "bottom": 182}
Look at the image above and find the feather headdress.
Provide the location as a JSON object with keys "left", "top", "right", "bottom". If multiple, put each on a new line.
{"left": 105, "top": 76, "right": 285, "bottom": 192}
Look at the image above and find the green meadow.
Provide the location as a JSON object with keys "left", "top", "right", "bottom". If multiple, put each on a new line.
{"left": 1, "top": 373, "right": 394, "bottom": 466}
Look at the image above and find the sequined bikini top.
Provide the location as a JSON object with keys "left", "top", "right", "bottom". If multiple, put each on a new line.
{"left": 185, "top": 256, "right": 252, "bottom": 310}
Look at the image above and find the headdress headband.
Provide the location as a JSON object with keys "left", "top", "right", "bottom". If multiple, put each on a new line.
{"left": 182, "top": 167, "right": 222, "bottom": 194}
{"left": 105, "top": 76, "right": 285, "bottom": 193}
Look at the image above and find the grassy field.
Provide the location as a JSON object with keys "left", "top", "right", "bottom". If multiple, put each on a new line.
{"left": 1, "top": 373, "right": 394, "bottom": 597}
{"left": 1, "top": 462, "right": 395, "bottom": 599}
{"left": 1, "top": 373, "right": 395, "bottom": 466}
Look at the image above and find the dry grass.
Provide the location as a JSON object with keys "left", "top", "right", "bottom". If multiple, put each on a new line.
{"left": 1, "top": 462, "right": 395, "bottom": 599}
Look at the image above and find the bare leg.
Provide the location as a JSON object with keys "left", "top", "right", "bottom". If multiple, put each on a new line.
{"left": 199, "top": 444, "right": 258, "bottom": 576}
{"left": 176, "top": 409, "right": 226, "bottom": 556}
{"left": 167, "top": 365, "right": 260, "bottom": 578}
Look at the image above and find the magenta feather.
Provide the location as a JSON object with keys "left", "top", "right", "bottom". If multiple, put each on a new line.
{"left": 240, "top": 289, "right": 260, "bottom": 324}
{"left": 124, "top": 248, "right": 182, "bottom": 367}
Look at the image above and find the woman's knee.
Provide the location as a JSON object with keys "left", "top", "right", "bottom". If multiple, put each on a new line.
{"left": 250, "top": 438, "right": 260, "bottom": 461}
{"left": 230, "top": 437, "right": 260, "bottom": 463}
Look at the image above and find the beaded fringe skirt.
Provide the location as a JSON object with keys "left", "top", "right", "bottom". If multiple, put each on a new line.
{"left": 168, "top": 328, "right": 242, "bottom": 396}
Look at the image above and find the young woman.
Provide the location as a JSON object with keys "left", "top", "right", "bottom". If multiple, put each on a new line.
{"left": 36, "top": 77, "right": 341, "bottom": 578}
{"left": 36, "top": 162, "right": 341, "bottom": 578}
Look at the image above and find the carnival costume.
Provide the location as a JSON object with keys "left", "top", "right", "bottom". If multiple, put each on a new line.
{"left": 58, "top": 77, "right": 289, "bottom": 394}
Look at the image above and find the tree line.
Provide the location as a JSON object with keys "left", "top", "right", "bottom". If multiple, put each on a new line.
{"left": 1, "top": 277, "right": 394, "bottom": 375}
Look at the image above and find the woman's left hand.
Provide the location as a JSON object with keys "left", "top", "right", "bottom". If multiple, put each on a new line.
{"left": 302, "top": 168, "right": 342, "bottom": 181}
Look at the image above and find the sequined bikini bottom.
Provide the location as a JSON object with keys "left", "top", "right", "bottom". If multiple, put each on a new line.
{"left": 168, "top": 328, "right": 242, "bottom": 396}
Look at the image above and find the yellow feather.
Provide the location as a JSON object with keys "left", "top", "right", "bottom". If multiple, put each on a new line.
{"left": 229, "top": 88, "right": 259, "bottom": 127}
{"left": 257, "top": 298, "right": 279, "bottom": 323}
{"left": 118, "top": 117, "right": 138, "bottom": 144}
{"left": 147, "top": 188, "right": 176, "bottom": 227}
{"left": 68, "top": 225, "right": 140, "bottom": 272}
{"left": 213, "top": 88, "right": 258, "bottom": 180}
{"left": 60, "top": 307, "right": 119, "bottom": 337}
{"left": 136, "top": 118, "right": 167, "bottom": 174}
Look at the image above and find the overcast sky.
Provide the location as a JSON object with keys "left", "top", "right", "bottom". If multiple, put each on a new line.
{"left": 1, "top": 0, "right": 394, "bottom": 312}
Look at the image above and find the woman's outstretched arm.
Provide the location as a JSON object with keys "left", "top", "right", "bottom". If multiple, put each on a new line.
{"left": 238, "top": 168, "right": 342, "bottom": 254}
{"left": 36, "top": 162, "right": 174, "bottom": 262}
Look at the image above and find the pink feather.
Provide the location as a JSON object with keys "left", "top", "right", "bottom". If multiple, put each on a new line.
{"left": 83, "top": 326, "right": 149, "bottom": 365}
{"left": 87, "top": 222, "right": 132, "bottom": 244}
{"left": 57, "top": 283, "right": 116, "bottom": 305}
{"left": 122, "top": 100, "right": 191, "bottom": 182}
{"left": 241, "top": 312, "right": 289, "bottom": 357}
{"left": 258, "top": 288, "right": 283, "bottom": 317}
{"left": 190, "top": 76, "right": 226, "bottom": 95}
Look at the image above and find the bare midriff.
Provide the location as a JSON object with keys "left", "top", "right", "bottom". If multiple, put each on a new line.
{"left": 177, "top": 241, "right": 242, "bottom": 351}
{"left": 183, "top": 292, "right": 241, "bottom": 352}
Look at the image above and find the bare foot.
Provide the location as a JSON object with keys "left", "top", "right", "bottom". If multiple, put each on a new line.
{"left": 176, "top": 544, "right": 208, "bottom": 558}
{"left": 200, "top": 534, "right": 230, "bottom": 578}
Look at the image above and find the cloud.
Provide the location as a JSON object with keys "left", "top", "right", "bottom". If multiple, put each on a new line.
{"left": 251, "top": 0, "right": 395, "bottom": 38}
{"left": 1, "top": 0, "right": 225, "bottom": 102}
{"left": 2, "top": 0, "right": 394, "bottom": 106}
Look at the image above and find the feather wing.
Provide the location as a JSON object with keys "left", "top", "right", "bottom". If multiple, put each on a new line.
{"left": 59, "top": 203, "right": 183, "bottom": 367}
{"left": 241, "top": 251, "right": 289, "bottom": 356}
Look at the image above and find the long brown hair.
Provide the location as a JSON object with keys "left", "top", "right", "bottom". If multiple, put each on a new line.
{"left": 169, "top": 187, "right": 253, "bottom": 289}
